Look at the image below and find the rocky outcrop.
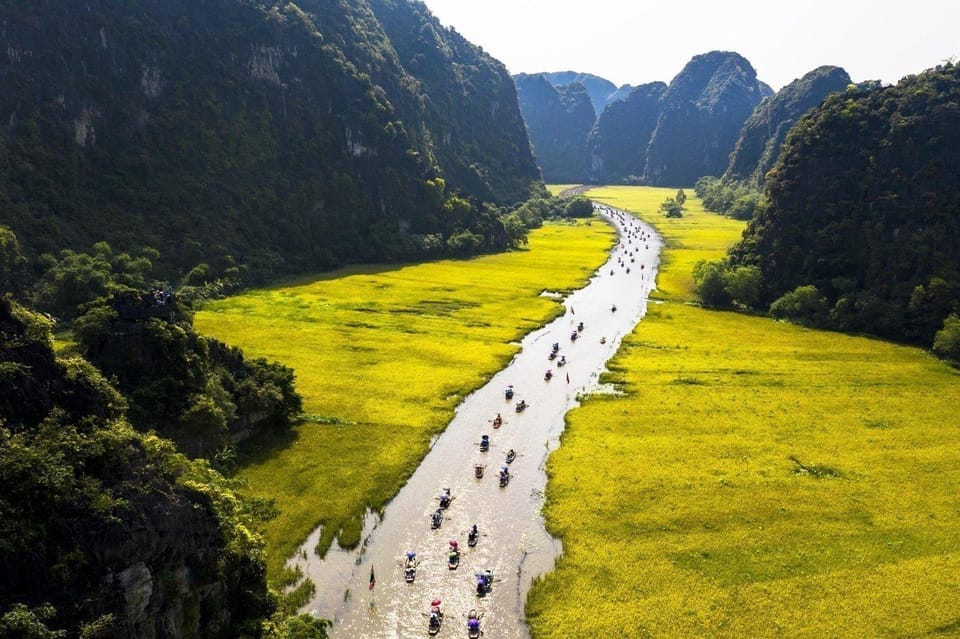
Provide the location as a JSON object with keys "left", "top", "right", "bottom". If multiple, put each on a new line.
{"left": 514, "top": 74, "right": 596, "bottom": 182}
{"left": 724, "top": 66, "right": 851, "bottom": 187}
{"left": 643, "top": 51, "right": 766, "bottom": 186}
{"left": 541, "top": 71, "right": 616, "bottom": 115}
{"left": 585, "top": 82, "right": 666, "bottom": 183}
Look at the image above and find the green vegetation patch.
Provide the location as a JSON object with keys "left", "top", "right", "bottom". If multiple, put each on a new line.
{"left": 194, "top": 220, "right": 616, "bottom": 578}
{"left": 526, "top": 187, "right": 960, "bottom": 638}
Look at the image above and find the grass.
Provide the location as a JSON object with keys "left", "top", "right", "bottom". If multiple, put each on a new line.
{"left": 193, "top": 220, "right": 616, "bottom": 579}
{"left": 525, "top": 187, "right": 960, "bottom": 637}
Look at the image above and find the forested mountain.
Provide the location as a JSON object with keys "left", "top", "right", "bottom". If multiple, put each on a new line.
{"left": 514, "top": 74, "right": 596, "bottom": 183}
{"left": 0, "top": 0, "right": 540, "bottom": 282}
{"left": 724, "top": 66, "right": 852, "bottom": 187}
{"left": 585, "top": 82, "right": 667, "bottom": 183}
{"left": 540, "top": 71, "right": 620, "bottom": 114}
{"left": 517, "top": 52, "right": 768, "bottom": 186}
{"left": 0, "top": 297, "right": 273, "bottom": 637}
{"left": 729, "top": 63, "right": 960, "bottom": 347}
{"left": 643, "top": 51, "right": 766, "bottom": 186}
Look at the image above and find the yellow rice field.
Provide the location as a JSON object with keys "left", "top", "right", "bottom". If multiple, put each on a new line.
{"left": 194, "top": 220, "right": 616, "bottom": 578}
{"left": 525, "top": 187, "right": 960, "bottom": 637}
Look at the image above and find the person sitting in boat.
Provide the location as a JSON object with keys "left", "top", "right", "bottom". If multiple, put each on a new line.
{"left": 559, "top": 355, "right": 566, "bottom": 365}
{"left": 405, "top": 550, "right": 417, "bottom": 567}
{"left": 469, "top": 524, "right": 478, "bottom": 537}
{"left": 499, "top": 466, "right": 509, "bottom": 480}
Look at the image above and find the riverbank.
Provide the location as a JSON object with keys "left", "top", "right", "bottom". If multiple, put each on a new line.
{"left": 525, "top": 187, "right": 960, "bottom": 637}
{"left": 193, "top": 220, "right": 617, "bottom": 580}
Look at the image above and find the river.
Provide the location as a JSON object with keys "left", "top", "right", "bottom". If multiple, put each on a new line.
{"left": 292, "top": 206, "right": 662, "bottom": 638}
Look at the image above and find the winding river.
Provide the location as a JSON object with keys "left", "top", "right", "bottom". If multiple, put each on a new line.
{"left": 292, "top": 206, "right": 662, "bottom": 638}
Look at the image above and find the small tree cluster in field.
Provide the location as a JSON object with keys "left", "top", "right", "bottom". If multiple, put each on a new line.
{"left": 692, "top": 260, "right": 761, "bottom": 308}
{"left": 933, "top": 314, "right": 960, "bottom": 363}
{"left": 694, "top": 176, "right": 760, "bottom": 220}
{"left": 660, "top": 190, "right": 687, "bottom": 218}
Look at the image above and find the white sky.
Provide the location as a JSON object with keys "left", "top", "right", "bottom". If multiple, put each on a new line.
{"left": 419, "top": 0, "right": 960, "bottom": 90}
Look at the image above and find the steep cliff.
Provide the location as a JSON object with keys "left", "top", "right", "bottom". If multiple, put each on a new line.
{"left": 0, "top": 298, "right": 272, "bottom": 637}
{"left": 514, "top": 74, "right": 595, "bottom": 183}
{"left": 643, "top": 51, "right": 765, "bottom": 186}
{"left": 585, "top": 82, "right": 666, "bottom": 183}
{"left": 0, "top": 0, "right": 540, "bottom": 279}
{"left": 724, "top": 66, "right": 851, "bottom": 187}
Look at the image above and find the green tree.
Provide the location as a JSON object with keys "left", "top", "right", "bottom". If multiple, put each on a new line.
{"left": 0, "top": 226, "right": 28, "bottom": 297}
{"left": 770, "top": 285, "right": 829, "bottom": 325}
{"left": 0, "top": 604, "right": 66, "bottom": 639}
{"left": 500, "top": 213, "right": 529, "bottom": 248}
{"left": 724, "top": 265, "right": 762, "bottom": 307}
{"left": 676, "top": 189, "right": 687, "bottom": 205}
{"left": 660, "top": 197, "right": 683, "bottom": 218}
{"left": 693, "top": 260, "right": 731, "bottom": 307}
{"left": 933, "top": 314, "right": 960, "bottom": 363}
{"left": 564, "top": 197, "right": 595, "bottom": 218}
{"left": 278, "top": 614, "right": 331, "bottom": 639}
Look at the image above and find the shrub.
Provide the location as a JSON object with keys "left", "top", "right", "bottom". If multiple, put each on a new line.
{"left": 933, "top": 314, "right": 960, "bottom": 363}
{"left": 563, "top": 197, "right": 595, "bottom": 218}
{"left": 693, "top": 260, "right": 731, "bottom": 307}
{"left": 770, "top": 285, "right": 829, "bottom": 325}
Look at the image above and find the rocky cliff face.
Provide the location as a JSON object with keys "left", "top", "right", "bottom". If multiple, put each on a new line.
{"left": 585, "top": 82, "right": 666, "bottom": 183}
{"left": 643, "top": 51, "right": 766, "bottom": 186}
{"left": 515, "top": 52, "right": 769, "bottom": 186}
{"left": 541, "top": 71, "right": 617, "bottom": 115}
{"left": 724, "top": 65, "right": 851, "bottom": 187}
{"left": 514, "top": 74, "right": 596, "bottom": 183}
{"left": 0, "top": 298, "right": 272, "bottom": 637}
{"left": 0, "top": 0, "right": 540, "bottom": 278}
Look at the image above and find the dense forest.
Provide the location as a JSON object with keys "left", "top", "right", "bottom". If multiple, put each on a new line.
{"left": 0, "top": 0, "right": 542, "bottom": 287}
{"left": 699, "top": 63, "right": 960, "bottom": 359}
{"left": 0, "top": 297, "right": 307, "bottom": 638}
{"left": 723, "top": 66, "right": 852, "bottom": 188}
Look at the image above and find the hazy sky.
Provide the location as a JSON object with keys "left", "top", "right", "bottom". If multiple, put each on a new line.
{"left": 419, "top": 0, "right": 960, "bottom": 90}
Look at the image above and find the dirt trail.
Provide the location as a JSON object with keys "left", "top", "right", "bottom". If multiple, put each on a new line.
{"left": 293, "top": 207, "right": 661, "bottom": 638}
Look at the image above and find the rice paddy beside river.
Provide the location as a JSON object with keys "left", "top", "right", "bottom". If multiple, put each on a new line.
{"left": 525, "top": 187, "right": 960, "bottom": 638}
{"left": 194, "top": 220, "right": 616, "bottom": 579}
